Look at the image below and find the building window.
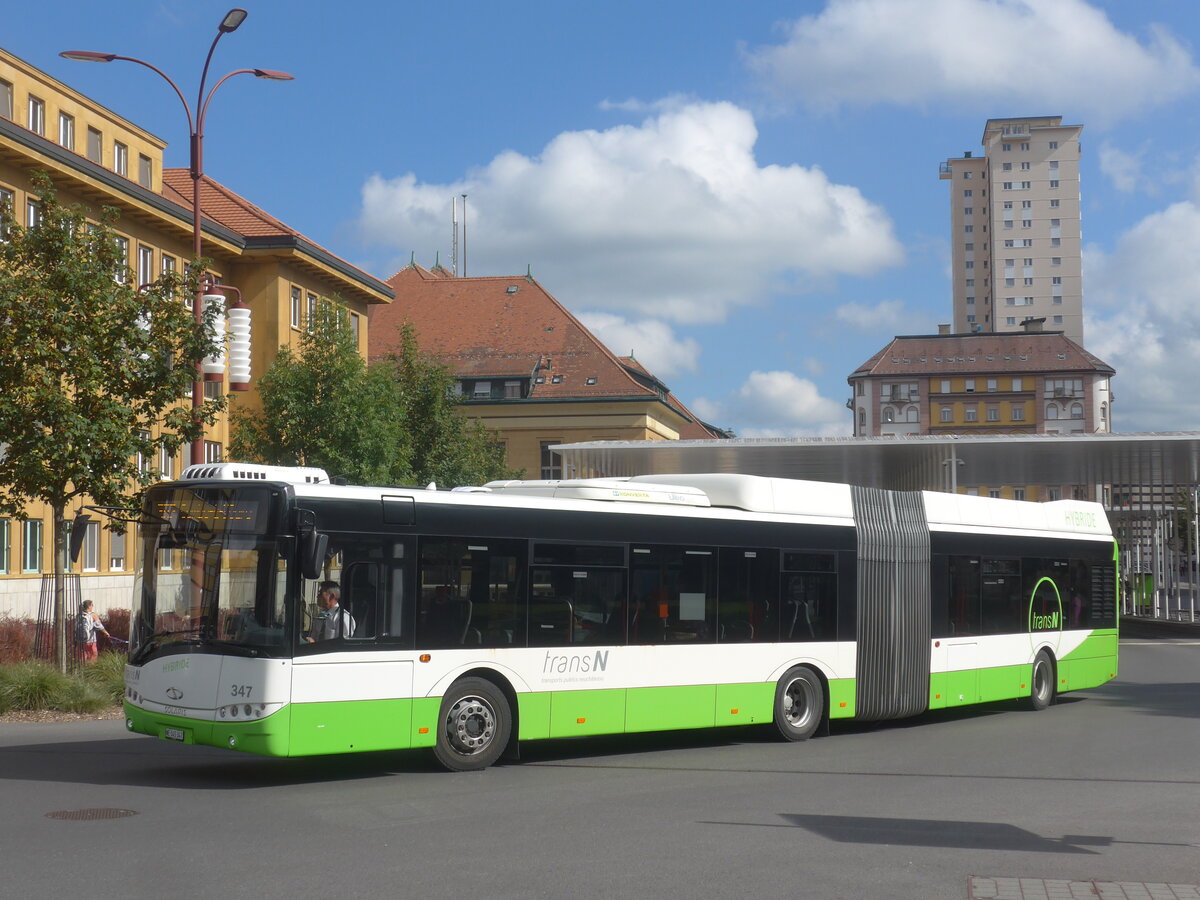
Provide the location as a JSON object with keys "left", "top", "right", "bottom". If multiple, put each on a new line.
{"left": 1013, "top": 488, "right": 1026, "bottom": 501}
{"left": 988, "top": 489, "right": 1001, "bottom": 499}
{"left": 0, "top": 518, "right": 8, "bottom": 574}
{"left": 160, "top": 443, "right": 176, "bottom": 480}
{"left": 0, "top": 187, "right": 12, "bottom": 241}
{"left": 110, "top": 527, "right": 127, "bottom": 571}
{"left": 27, "top": 95, "right": 45, "bottom": 135}
{"left": 58, "top": 112, "right": 74, "bottom": 150}
{"left": 882, "top": 407, "right": 895, "bottom": 423}
{"left": 964, "top": 225, "right": 973, "bottom": 233}
{"left": 87, "top": 126, "right": 102, "bottom": 163}
{"left": 136, "top": 431, "right": 152, "bottom": 475}
{"left": 1002, "top": 162, "right": 1012, "bottom": 171}
{"left": 1053, "top": 315, "right": 1063, "bottom": 324}
{"left": 1020, "top": 162, "right": 1030, "bottom": 171}
{"left": 987, "top": 406, "right": 999, "bottom": 421}
{"left": 504, "top": 380, "right": 521, "bottom": 399}
{"left": 1050, "top": 199, "right": 1059, "bottom": 208}
{"left": 113, "top": 236, "right": 129, "bottom": 283}
{"left": 940, "top": 407, "right": 952, "bottom": 423}
{"left": 540, "top": 441, "right": 563, "bottom": 479}
{"left": 965, "top": 243, "right": 974, "bottom": 251}
{"left": 1012, "top": 378, "right": 1022, "bottom": 391}
{"left": 472, "top": 381, "right": 492, "bottom": 398}
{"left": 1002, "top": 143, "right": 1011, "bottom": 151}
{"left": 306, "top": 292, "right": 318, "bottom": 330}
{"left": 964, "top": 406, "right": 978, "bottom": 422}
{"left": 1006, "top": 317, "right": 1016, "bottom": 325}
{"left": 113, "top": 141, "right": 128, "bottom": 176}
{"left": 0, "top": 79, "right": 12, "bottom": 119}
{"left": 1011, "top": 406, "right": 1025, "bottom": 421}
{"left": 1070, "top": 403, "right": 1083, "bottom": 419}
{"left": 80, "top": 521, "right": 100, "bottom": 572}
{"left": 965, "top": 261, "right": 974, "bottom": 269}
{"left": 986, "top": 379, "right": 997, "bottom": 392}
{"left": 290, "top": 287, "right": 302, "bottom": 328}
{"left": 138, "top": 245, "right": 154, "bottom": 288}
{"left": 965, "top": 279, "right": 975, "bottom": 287}
{"left": 349, "top": 312, "right": 360, "bottom": 345}
{"left": 963, "top": 189, "right": 972, "bottom": 197}
{"left": 963, "top": 207, "right": 972, "bottom": 216}
{"left": 1049, "top": 141, "right": 1058, "bottom": 150}
{"left": 1002, "top": 182, "right": 1013, "bottom": 191}
{"left": 1049, "top": 180, "right": 1059, "bottom": 189}
{"left": 1021, "top": 219, "right": 1031, "bottom": 228}
{"left": 138, "top": 154, "right": 153, "bottom": 188}
{"left": 22, "top": 519, "right": 44, "bottom": 573}
{"left": 962, "top": 172, "right": 972, "bottom": 179}
{"left": 964, "top": 379, "right": 975, "bottom": 392}
{"left": 1020, "top": 142, "right": 1030, "bottom": 151}
{"left": 26, "top": 198, "right": 42, "bottom": 229}
{"left": 940, "top": 380, "right": 950, "bottom": 394}
{"left": 204, "top": 441, "right": 222, "bottom": 464}
{"left": 1052, "top": 257, "right": 1061, "bottom": 266}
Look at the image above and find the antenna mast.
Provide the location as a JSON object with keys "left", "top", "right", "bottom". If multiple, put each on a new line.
{"left": 451, "top": 197, "right": 459, "bottom": 276}
{"left": 461, "top": 193, "right": 468, "bottom": 277}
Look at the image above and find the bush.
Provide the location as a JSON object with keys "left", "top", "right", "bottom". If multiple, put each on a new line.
{"left": 80, "top": 651, "right": 127, "bottom": 704}
{"left": 0, "top": 660, "right": 112, "bottom": 714}
{"left": 102, "top": 608, "right": 130, "bottom": 643}
{"left": 0, "top": 616, "right": 36, "bottom": 665}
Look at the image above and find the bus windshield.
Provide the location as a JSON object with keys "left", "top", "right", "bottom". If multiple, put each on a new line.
{"left": 130, "top": 485, "right": 291, "bottom": 661}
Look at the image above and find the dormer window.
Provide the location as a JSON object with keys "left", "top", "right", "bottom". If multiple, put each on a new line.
{"left": 472, "top": 381, "right": 491, "bottom": 398}
{"left": 585, "top": 377, "right": 597, "bottom": 385}
{"left": 551, "top": 375, "right": 563, "bottom": 384}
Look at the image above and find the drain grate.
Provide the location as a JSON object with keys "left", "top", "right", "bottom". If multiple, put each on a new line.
{"left": 45, "top": 808, "right": 139, "bottom": 822}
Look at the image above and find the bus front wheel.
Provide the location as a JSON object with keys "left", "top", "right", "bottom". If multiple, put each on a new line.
{"left": 1029, "top": 650, "right": 1056, "bottom": 711}
{"left": 433, "top": 677, "right": 512, "bottom": 772}
{"left": 774, "top": 666, "right": 824, "bottom": 741}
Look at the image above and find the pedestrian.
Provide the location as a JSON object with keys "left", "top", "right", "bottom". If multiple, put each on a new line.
{"left": 74, "top": 600, "right": 109, "bottom": 662}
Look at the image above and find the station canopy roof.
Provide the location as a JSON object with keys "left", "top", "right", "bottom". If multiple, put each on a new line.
{"left": 555, "top": 433, "right": 1200, "bottom": 493}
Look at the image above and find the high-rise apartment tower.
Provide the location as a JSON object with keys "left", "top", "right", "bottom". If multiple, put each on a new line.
{"left": 940, "top": 116, "right": 1083, "bottom": 344}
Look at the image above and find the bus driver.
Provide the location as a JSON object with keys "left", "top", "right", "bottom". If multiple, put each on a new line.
{"left": 306, "top": 581, "right": 355, "bottom": 642}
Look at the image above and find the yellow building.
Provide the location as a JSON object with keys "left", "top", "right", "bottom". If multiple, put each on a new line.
{"left": 369, "top": 264, "right": 726, "bottom": 479}
{"left": 0, "top": 48, "right": 392, "bottom": 618}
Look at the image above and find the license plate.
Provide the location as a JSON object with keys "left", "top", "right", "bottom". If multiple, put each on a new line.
{"left": 163, "top": 727, "right": 185, "bottom": 742}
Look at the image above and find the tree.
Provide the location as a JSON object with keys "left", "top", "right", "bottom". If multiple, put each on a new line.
{"left": 230, "top": 312, "right": 514, "bottom": 487}
{"left": 380, "top": 322, "right": 516, "bottom": 486}
{"left": 0, "top": 172, "right": 224, "bottom": 671}
{"left": 229, "top": 302, "right": 409, "bottom": 484}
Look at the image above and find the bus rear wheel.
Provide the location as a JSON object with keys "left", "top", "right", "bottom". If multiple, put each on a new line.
{"left": 774, "top": 666, "right": 824, "bottom": 741}
{"left": 433, "top": 677, "right": 511, "bottom": 772}
{"left": 1029, "top": 650, "right": 1056, "bottom": 711}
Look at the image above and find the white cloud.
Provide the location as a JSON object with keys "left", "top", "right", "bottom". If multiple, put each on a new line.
{"left": 834, "top": 298, "right": 926, "bottom": 333}
{"left": 358, "top": 100, "right": 903, "bottom": 324}
{"left": 1085, "top": 201, "right": 1200, "bottom": 431}
{"left": 1098, "top": 142, "right": 1144, "bottom": 193}
{"left": 577, "top": 312, "right": 701, "bottom": 378}
{"left": 692, "top": 370, "right": 849, "bottom": 437}
{"left": 745, "top": 0, "right": 1200, "bottom": 124}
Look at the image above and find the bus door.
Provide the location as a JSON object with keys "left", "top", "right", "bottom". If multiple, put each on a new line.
{"left": 935, "top": 555, "right": 981, "bottom": 708}
{"left": 290, "top": 535, "right": 414, "bottom": 754}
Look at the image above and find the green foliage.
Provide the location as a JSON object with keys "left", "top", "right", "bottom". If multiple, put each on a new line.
{"left": 0, "top": 171, "right": 226, "bottom": 517}
{"left": 231, "top": 312, "right": 514, "bottom": 488}
{"left": 80, "top": 651, "right": 127, "bottom": 704}
{"left": 0, "top": 660, "right": 110, "bottom": 714}
{"left": 230, "top": 302, "right": 407, "bottom": 484}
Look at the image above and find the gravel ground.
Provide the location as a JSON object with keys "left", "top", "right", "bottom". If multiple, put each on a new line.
{"left": 0, "top": 705, "right": 123, "bottom": 724}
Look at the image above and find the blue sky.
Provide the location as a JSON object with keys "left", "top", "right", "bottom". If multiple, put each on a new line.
{"left": 10, "top": 0, "right": 1200, "bottom": 436}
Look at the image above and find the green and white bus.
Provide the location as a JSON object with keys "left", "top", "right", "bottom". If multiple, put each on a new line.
{"left": 123, "top": 464, "right": 1118, "bottom": 770}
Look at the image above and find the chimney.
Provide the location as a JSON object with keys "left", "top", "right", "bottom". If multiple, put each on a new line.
{"left": 1021, "top": 317, "right": 1046, "bottom": 333}
{"left": 938, "top": 323, "right": 952, "bottom": 335}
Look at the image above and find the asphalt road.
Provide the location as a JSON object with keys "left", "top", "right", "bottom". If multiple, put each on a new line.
{"left": 2, "top": 639, "right": 1197, "bottom": 900}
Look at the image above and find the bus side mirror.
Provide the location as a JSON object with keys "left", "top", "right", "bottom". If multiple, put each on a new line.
{"left": 295, "top": 508, "right": 328, "bottom": 580}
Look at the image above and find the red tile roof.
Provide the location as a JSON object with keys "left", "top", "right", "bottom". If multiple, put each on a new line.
{"left": 160, "top": 169, "right": 388, "bottom": 296}
{"left": 370, "top": 265, "right": 725, "bottom": 437}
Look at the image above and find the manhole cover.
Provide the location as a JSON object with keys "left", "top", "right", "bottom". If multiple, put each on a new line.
{"left": 45, "top": 808, "right": 139, "bottom": 821}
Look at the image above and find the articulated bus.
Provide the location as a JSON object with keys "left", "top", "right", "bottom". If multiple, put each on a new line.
{"left": 123, "top": 464, "right": 1118, "bottom": 770}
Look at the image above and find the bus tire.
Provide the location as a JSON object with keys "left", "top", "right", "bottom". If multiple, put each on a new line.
{"left": 433, "top": 677, "right": 512, "bottom": 772}
{"left": 1029, "top": 650, "right": 1056, "bottom": 711}
{"left": 774, "top": 666, "right": 824, "bottom": 742}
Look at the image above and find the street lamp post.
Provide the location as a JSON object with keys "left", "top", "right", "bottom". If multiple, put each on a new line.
{"left": 62, "top": 8, "right": 293, "bottom": 465}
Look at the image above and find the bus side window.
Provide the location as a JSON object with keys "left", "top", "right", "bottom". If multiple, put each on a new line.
{"left": 717, "top": 548, "right": 779, "bottom": 643}
{"left": 781, "top": 551, "right": 837, "bottom": 642}
{"left": 947, "top": 556, "right": 981, "bottom": 636}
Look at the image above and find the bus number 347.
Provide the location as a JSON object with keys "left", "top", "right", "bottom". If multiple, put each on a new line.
{"left": 230, "top": 684, "right": 253, "bottom": 698}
